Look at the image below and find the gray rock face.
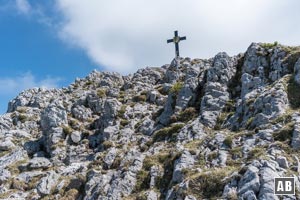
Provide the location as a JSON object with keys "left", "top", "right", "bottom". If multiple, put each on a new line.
{"left": 104, "top": 147, "right": 117, "bottom": 169}
{"left": 37, "top": 171, "right": 59, "bottom": 195}
{"left": 238, "top": 165, "right": 260, "bottom": 195}
{"left": 71, "top": 131, "right": 81, "bottom": 143}
{"left": 172, "top": 151, "right": 195, "bottom": 183}
{"left": 28, "top": 157, "right": 52, "bottom": 169}
{"left": 41, "top": 102, "right": 67, "bottom": 131}
{"left": 200, "top": 52, "right": 236, "bottom": 127}
{"left": 139, "top": 116, "right": 155, "bottom": 136}
{"left": 276, "top": 156, "right": 289, "bottom": 169}
{"left": 72, "top": 105, "right": 92, "bottom": 121}
{"left": 258, "top": 161, "right": 280, "bottom": 200}
{"left": 96, "top": 99, "right": 121, "bottom": 129}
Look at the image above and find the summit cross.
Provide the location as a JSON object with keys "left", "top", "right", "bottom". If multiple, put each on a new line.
{"left": 167, "top": 30, "right": 186, "bottom": 58}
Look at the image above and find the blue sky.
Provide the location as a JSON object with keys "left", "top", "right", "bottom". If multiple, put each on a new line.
{"left": 0, "top": 0, "right": 300, "bottom": 114}
{"left": 0, "top": 0, "right": 98, "bottom": 113}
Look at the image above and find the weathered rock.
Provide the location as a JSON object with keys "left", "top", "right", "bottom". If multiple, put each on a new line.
{"left": 0, "top": 139, "right": 15, "bottom": 151}
{"left": 276, "top": 156, "right": 289, "bottom": 169}
{"left": 28, "top": 157, "right": 52, "bottom": 169}
{"left": 238, "top": 165, "right": 260, "bottom": 195}
{"left": 103, "top": 147, "right": 117, "bottom": 169}
{"left": 172, "top": 151, "right": 195, "bottom": 183}
{"left": 71, "top": 131, "right": 81, "bottom": 143}
{"left": 37, "top": 171, "right": 59, "bottom": 196}
{"left": 40, "top": 102, "right": 67, "bottom": 131}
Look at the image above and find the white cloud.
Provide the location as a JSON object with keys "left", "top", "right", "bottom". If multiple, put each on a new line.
{"left": 15, "top": 0, "right": 31, "bottom": 15}
{"left": 0, "top": 72, "right": 61, "bottom": 96}
{"left": 55, "top": 0, "right": 300, "bottom": 74}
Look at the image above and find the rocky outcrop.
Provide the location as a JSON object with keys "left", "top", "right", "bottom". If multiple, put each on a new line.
{"left": 1, "top": 43, "right": 300, "bottom": 199}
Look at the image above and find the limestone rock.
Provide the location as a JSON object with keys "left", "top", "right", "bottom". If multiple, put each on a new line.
{"left": 37, "top": 171, "right": 59, "bottom": 196}
{"left": 71, "top": 131, "right": 81, "bottom": 143}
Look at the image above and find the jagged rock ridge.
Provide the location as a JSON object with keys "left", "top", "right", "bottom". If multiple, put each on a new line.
{"left": 1, "top": 42, "right": 300, "bottom": 199}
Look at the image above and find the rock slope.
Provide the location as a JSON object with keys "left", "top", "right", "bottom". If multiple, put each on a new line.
{"left": 1, "top": 42, "right": 300, "bottom": 200}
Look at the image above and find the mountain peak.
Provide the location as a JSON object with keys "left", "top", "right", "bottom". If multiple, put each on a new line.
{"left": 1, "top": 42, "right": 300, "bottom": 199}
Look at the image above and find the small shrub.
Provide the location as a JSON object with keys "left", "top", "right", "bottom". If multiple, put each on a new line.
{"left": 248, "top": 147, "right": 265, "bottom": 160}
{"left": 170, "top": 82, "right": 183, "bottom": 94}
{"left": 16, "top": 107, "right": 27, "bottom": 113}
{"left": 134, "top": 169, "right": 150, "bottom": 191}
{"left": 18, "top": 114, "right": 27, "bottom": 123}
{"left": 224, "top": 136, "right": 233, "bottom": 148}
{"left": 102, "top": 141, "right": 114, "bottom": 150}
{"left": 153, "top": 123, "right": 185, "bottom": 142}
{"left": 177, "top": 107, "right": 197, "bottom": 122}
{"left": 117, "top": 105, "right": 127, "bottom": 118}
{"left": 261, "top": 42, "right": 278, "bottom": 49}
{"left": 143, "top": 156, "right": 156, "bottom": 171}
{"left": 97, "top": 89, "right": 106, "bottom": 98}
{"left": 62, "top": 125, "right": 73, "bottom": 135}
{"left": 133, "top": 95, "right": 147, "bottom": 102}
{"left": 189, "top": 168, "right": 232, "bottom": 199}
{"left": 120, "top": 119, "right": 129, "bottom": 127}
{"left": 273, "top": 122, "right": 294, "bottom": 142}
{"left": 214, "top": 113, "right": 228, "bottom": 130}
{"left": 246, "top": 117, "right": 254, "bottom": 129}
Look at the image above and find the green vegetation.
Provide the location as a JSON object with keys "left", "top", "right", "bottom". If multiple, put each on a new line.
{"left": 152, "top": 123, "right": 185, "bottom": 142}
{"left": 224, "top": 136, "right": 233, "bottom": 148}
{"left": 134, "top": 169, "right": 150, "bottom": 191}
{"left": 120, "top": 119, "right": 129, "bottom": 127}
{"left": 261, "top": 41, "right": 279, "bottom": 49}
{"left": 214, "top": 113, "right": 228, "bottom": 130}
{"left": 117, "top": 105, "right": 127, "bottom": 118}
{"left": 62, "top": 125, "right": 73, "bottom": 135}
{"left": 18, "top": 114, "right": 27, "bottom": 123}
{"left": 245, "top": 117, "right": 254, "bottom": 129}
{"left": 273, "top": 122, "right": 294, "bottom": 142}
{"left": 169, "top": 82, "right": 183, "bottom": 94}
{"left": 133, "top": 94, "right": 147, "bottom": 102}
{"left": 247, "top": 147, "right": 266, "bottom": 160}
{"left": 177, "top": 107, "right": 197, "bottom": 122}
{"left": 282, "top": 46, "right": 300, "bottom": 72}
{"left": 102, "top": 141, "right": 114, "bottom": 150}
{"left": 96, "top": 89, "right": 107, "bottom": 98}
{"left": 189, "top": 167, "right": 234, "bottom": 199}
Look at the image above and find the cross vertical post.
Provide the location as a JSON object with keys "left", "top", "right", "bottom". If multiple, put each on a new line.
{"left": 167, "top": 30, "right": 186, "bottom": 59}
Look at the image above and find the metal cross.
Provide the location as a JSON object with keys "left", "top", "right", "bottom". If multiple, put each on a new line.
{"left": 167, "top": 30, "right": 186, "bottom": 58}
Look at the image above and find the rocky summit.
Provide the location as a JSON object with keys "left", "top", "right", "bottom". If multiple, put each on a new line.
{"left": 1, "top": 42, "right": 300, "bottom": 200}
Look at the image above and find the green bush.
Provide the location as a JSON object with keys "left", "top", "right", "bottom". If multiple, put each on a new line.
{"left": 153, "top": 123, "right": 185, "bottom": 142}
{"left": 170, "top": 82, "right": 183, "bottom": 94}
{"left": 97, "top": 89, "right": 107, "bottom": 98}
{"left": 177, "top": 107, "right": 197, "bottom": 122}
{"left": 135, "top": 169, "right": 150, "bottom": 191}
{"left": 224, "top": 136, "right": 233, "bottom": 148}
{"left": 133, "top": 95, "right": 147, "bottom": 102}
{"left": 273, "top": 122, "right": 294, "bottom": 142}
{"left": 189, "top": 168, "right": 232, "bottom": 199}
{"left": 62, "top": 125, "right": 73, "bottom": 135}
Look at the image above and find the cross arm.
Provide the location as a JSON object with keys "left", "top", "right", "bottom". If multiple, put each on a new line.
{"left": 180, "top": 36, "right": 186, "bottom": 40}
{"left": 167, "top": 39, "right": 174, "bottom": 43}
